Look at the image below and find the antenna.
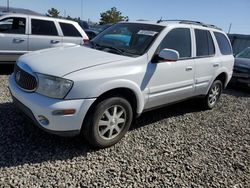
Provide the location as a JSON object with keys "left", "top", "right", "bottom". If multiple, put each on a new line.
{"left": 228, "top": 23, "right": 232, "bottom": 34}
{"left": 157, "top": 17, "right": 163, "bottom": 23}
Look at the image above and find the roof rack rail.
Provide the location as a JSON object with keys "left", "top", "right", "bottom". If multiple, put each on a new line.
{"left": 156, "top": 19, "right": 222, "bottom": 30}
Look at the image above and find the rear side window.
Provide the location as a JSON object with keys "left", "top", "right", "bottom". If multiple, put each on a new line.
{"left": 59, "top": 22, "right": 82, "bottom": 37}
{"left": 158, "top": 28, "right": 191, "bottom": 58}
{"left": 195, "top": 29, "right": 215, "bottom": 57}
{"left": 0, "top": 17, "right": 26, "bottom": 34}
{"left": 31, "top": 19, "right": 58, "bottom": 36}
{"left": 214, "top": 32, "right": 232, "bottom": 55}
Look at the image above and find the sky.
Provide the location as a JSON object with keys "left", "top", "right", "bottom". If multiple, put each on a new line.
{"left": 0, "top": 0, "right": 249, "bottom": 34}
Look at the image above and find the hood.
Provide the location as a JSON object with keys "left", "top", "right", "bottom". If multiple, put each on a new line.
{"left": 18, "top": 45, "right": 131, "bottom": 77}
{"left": 234, "top": 58, "right": 250, "bottom": 69}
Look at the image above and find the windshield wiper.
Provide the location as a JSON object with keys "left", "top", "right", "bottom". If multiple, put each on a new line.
{"left": 91, "top": 42, "right": 124, "bottom": 55}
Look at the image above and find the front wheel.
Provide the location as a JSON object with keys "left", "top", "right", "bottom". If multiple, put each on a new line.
{"left": 202, "top": 80, "right": 223, "bottom": 110}
{"left": 83, "top": 97, "right": 133, "bottom": 148}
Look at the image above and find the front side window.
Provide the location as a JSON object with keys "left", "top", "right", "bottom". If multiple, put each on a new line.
{"left": 214, "top": 32, "right": 232, "bottom": 55}
{"left": 195, "top": 29, "right": 215, "bottom": 57}
{"left": 0, "top": 17, "right": 26, "bottom": 34}
{"left": 59, "top": 22, "right": 81, "bottom": 37}
{"left": 31, "top": 19, "right": 58, "bottom": 36}
{"left": 157, "top": 28, "right": 191, "bottom": 58}
{"left": 91, "top": 23, "right": 164, "bottom": 57}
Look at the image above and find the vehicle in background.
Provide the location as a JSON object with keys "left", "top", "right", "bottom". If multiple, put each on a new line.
{"left": 85, "top": 24, "right": 113, "bottom": 40}
{"left": 84, "top": 29, "right": 99, "bottom": 40}
{"left": 78, "top": 20, "right": 89, "bottom": 30}
{"left": 93, "top": 23, "right": 113, "bottom": 33}
{"left": 0, "top": 13, "right": 89, "bottom": 63}
{"left": 9, "top": 20, "right": 234, "bottom": 148}
{"left": 230, "top": 47, "right": 250, "bottom": 88}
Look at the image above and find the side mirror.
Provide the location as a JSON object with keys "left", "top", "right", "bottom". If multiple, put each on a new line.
{"left": 158, "top": 48, "right": 179, "bottom": 62}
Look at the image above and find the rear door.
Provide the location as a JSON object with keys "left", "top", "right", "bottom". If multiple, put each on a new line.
{"left": 193, "top": 29, "right": 220, "bottom": 95}
{"left": 28, "top": 17, "right": 62, "bottom": 51}
{"left": 59, "top": 22, "right": 84, "bottom": 45}
{"left": 0, "top": 16, "right": 28, "bottom": 62}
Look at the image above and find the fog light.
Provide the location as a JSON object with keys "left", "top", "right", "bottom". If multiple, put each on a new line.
{"left": 38, "top": 115, "right": 49, "bottom": 126}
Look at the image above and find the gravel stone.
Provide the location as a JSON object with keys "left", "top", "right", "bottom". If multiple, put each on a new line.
{"left": 0, "top": 73, "right": 249, "bottom": 187}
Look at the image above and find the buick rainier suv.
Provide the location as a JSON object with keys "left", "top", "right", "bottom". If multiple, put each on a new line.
{"left": 9, "top": 20, "right": 234, "bottom": 148}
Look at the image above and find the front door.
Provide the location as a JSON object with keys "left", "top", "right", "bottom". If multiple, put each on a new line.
{"left": 145, "top": 28, "right": 195, "bottom": 109}
{"left": 0, "top": 16, "right": 28, "bottom": 62}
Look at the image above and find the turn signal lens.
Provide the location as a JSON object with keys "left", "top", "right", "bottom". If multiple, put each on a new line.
{"left": 52, "top": 109, "right": 76, "bottom": 116}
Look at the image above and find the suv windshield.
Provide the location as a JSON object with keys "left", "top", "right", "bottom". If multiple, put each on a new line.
{"left": 91, "top": 23, "right": 164, "bottom": 57}
{"left": 236, "top": 47, "right": 250, "bottom": 59}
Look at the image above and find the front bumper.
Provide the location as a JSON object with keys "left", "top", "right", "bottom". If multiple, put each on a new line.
{"left": 9, "top": 74, "right": 96, "bottom": 136}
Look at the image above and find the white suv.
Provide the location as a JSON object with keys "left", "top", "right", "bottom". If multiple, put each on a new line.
{"left": 0, "top": 13, "right": 89, "bottom": 63}
{"left": 9, "top": 20, "right": 234, "bottom": 148}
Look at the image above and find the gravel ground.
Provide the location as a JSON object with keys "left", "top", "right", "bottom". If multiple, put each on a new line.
{"left": 0, "top": 73, "right": 249, "bottom": 187}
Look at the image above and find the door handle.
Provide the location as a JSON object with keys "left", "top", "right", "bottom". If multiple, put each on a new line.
{"left": 185, "top": 66, "right": 193, "bottom": 71}
{"left": 13, "top": 38, "right": 25, "bottom": 43}
{"left": 213, "top": 63, "right": 219, "bottom": 67}
{"left": 50, "top": 40, "right": 60, "bottom": 44}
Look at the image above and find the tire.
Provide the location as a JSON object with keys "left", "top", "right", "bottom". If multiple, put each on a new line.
{"left": 83, "top": 97, "right": 133, "bottom": 148}
{"left": 202, "top": 80, "right": 223, "bottom": 110}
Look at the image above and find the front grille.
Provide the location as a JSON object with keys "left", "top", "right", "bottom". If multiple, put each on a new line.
{"left": 14, "top": 65, "right": 37, "bottom": 92}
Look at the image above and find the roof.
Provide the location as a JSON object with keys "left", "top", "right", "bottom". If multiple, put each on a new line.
{"left": 130, "top": 19, "right": 222, "bottom": 31}
{"left": 0, "top": 6, "right": 41, "bottom": 16}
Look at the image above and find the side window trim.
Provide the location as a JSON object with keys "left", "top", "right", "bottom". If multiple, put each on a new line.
{"left": 0, "top": 16, "right": 27, "bottom": 35}
{"left": 59, "top": 22, "right": 82, "bottom": 37}
{"left": 194, "top": 28, "right": 216, "bottom": 58}
{"left": 30, "top": 18, "right": 59, "bottom": 36}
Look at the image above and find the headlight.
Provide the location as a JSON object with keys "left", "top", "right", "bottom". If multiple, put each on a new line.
{"left": 36, "top": 73, "right": 73, "bottom": 99}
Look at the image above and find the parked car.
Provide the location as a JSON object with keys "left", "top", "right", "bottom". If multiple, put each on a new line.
{"left": 0, "top": 13, "right": 89, "bottom": 63}
{"left": 230, "top": 47, "right": 250, "bottom": 87}
{"left": 9, "top": 20, "right": 234, "bottom": 148}
{"left": 93, "top": 23, "right": 113, "bottom": 33}
{"left": 84, "top": 24, "right": 113, "bottom": 40}
{"left": 78, "top": 20, "right": 89, "bottom": 30}
{"left": 84, "top": 29, "right": 99, "bottom": 40}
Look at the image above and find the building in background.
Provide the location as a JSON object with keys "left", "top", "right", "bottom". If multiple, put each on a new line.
{"left": 228, "top": 34, "right": 250, "bottom": 55}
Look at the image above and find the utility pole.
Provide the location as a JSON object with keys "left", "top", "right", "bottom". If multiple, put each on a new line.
{"left": 7, "top": 0, "right": 10, "bottom": 12}
{"left": 228, "top": 23, "right": 232, "bottom": 34}
{"left": 81, "top": 0, "right": 83, "bottom": 20}
{"left": 64, "top": 9, "right": 66, "bottom": 18}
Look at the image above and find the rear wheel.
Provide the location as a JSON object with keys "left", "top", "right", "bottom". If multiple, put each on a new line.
{"left": 83, "top": 97, "right": 133, "bottom": 148}
{"left": 202, "top": 80, "right": 223, "bottom": 110}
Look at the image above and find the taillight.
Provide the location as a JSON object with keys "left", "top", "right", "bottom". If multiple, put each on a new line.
{"left": 83, "top": 39, "right": 89, "bottom": 44}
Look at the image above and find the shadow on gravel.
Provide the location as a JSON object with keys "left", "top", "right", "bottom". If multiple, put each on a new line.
{"left": 224, "top": 85, "right": 250, "bottom": 97}
{"left": 0, "top": 98, "right": 204, "bottom": 168}
{"left": 0, "top": 64, "right": 14, "bottom": 75}
{"left": 0, "top": 102, "right": 90, "bottom": 168}
{"left": 131, "top": 98, "right": 204, "bottom": 131}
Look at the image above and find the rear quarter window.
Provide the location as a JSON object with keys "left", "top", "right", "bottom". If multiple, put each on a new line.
{"left": 59, "top": 22, "right": 82, "bottom": 37}
{"left": 214, "top": 32, "right": 232, "bottom": 55}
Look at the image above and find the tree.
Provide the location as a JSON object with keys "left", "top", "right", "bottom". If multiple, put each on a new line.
{"left": 99, "top": 7, "right": 128, "bottom": 25}
{"left": 47, "top": 8, "right": 60, "bottom": 18}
